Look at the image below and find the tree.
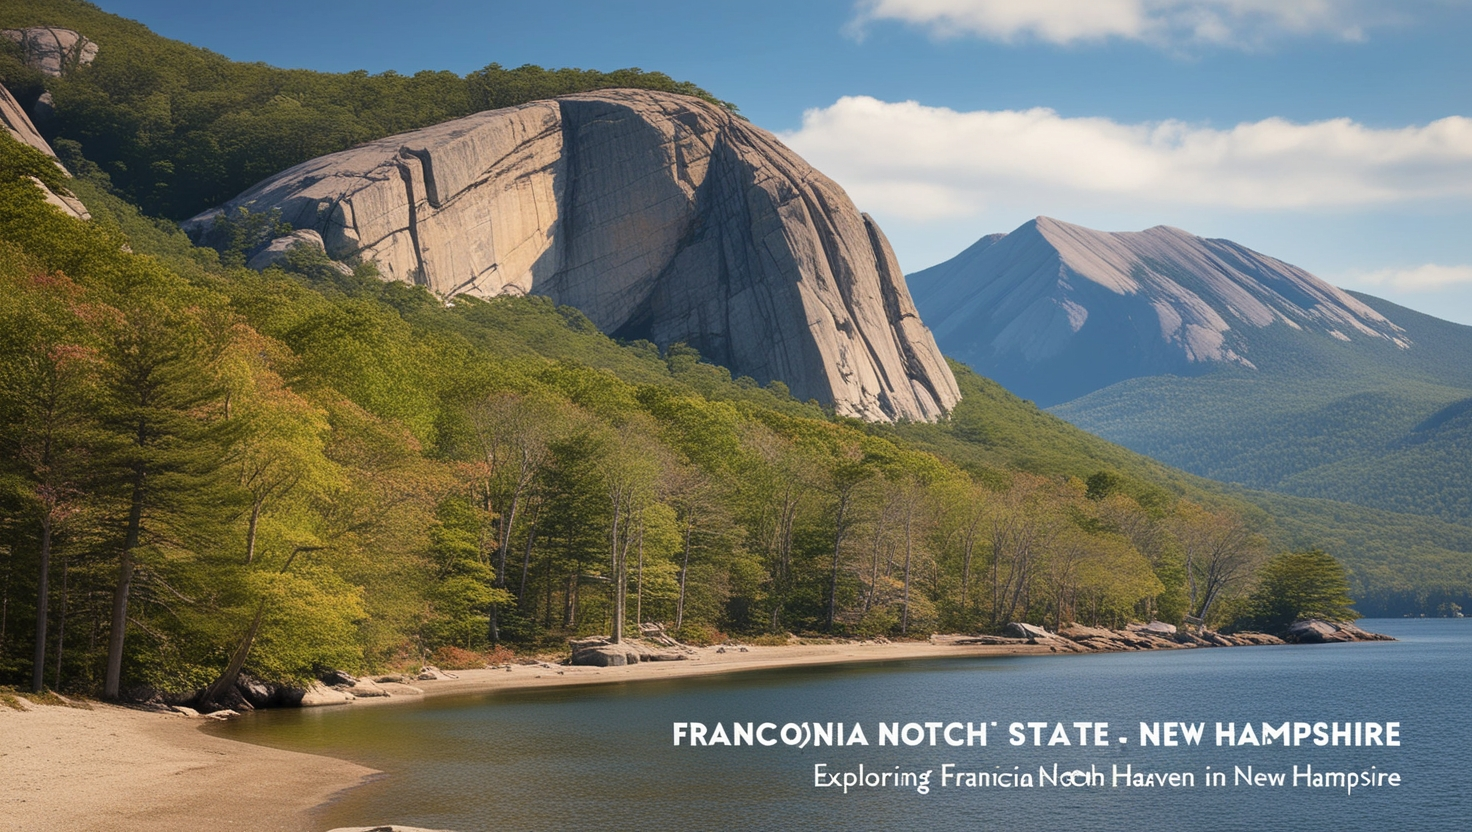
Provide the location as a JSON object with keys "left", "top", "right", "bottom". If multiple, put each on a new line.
{"left": 988, "top": 474, "right": 1064, "bottom": 627}
{"left": 823, "top": 448, "right": 872, "bottom": 632}
{"left": 0, "top": 272, "right": 98, "bottom": 693}
{"left": 1240, "top": 550, "right": 1355, "bottom": 632}
{"left": 1168, "top": 502, "right": 1266, "bottom": 625}
{"left": 737, "top": 424, "right": 813, "bottom": 633}
{"left": 596, "top": 420, "right": 668, "bottom": 643}
{"left": 464, "top": 392, "right": 556, "bottom": 643}
{"left": 97, "top": 298, "right": 225, "bottom": 699}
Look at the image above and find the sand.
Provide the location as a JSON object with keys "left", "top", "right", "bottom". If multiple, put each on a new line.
{"left": 0, "top": 640, "right": 1053, "bottom": 831}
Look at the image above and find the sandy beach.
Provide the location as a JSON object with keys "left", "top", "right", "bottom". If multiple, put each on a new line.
{"left": 0, "top": 639, "right": 1054, "bottom": 832}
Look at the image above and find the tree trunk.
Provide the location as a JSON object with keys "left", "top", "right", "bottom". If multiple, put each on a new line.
{"left": 676, "top": 520, "right": 693, "bottom": 629}
{"left": 608, "top": 494, "right": 622, "bottom": 644}
{"left": 53, "top": 557, "right": 67, "bottom": 690}
{"left": 244, "top": 501, "right": 262, "bottom": 565}
{"left": 826, "top": 497, "right": 850, "bottom": 632}
{"left": 0, "top": 542, "right": 12, "bottom": 655}
{"left": 518, "top": 516, "right": 538, "bottom": 601}
{"left": 104, "top": 466, "right": 146, "bottom": 700}
{"left": 31, "top": 516, "right": 53, "bottom": 693}
{"left": 634, "top": 521, "right": 645, "bottom": 629}
{"left": 901, "top": 512, "right": 913, "bottom": 634}
{"left": 198, "top": 603, "right": 264, "bottom": 709}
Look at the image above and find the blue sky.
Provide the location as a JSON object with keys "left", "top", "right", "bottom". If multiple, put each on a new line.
{"left": 102, "top": 0, "right": 1472, "bottom": 323}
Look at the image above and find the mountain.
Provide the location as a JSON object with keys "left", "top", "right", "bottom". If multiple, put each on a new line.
{"left": 181, "top": 89, "right": 959, "bottom": 423}
{"left": 908, "top": 216, "right": 1408, "bottom": 408}
{"left": 913, "top": 217, "right": 1472, "bottom": 526}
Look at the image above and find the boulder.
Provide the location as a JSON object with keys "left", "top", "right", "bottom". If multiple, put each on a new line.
{"left": 172, "top": 706, "right": 200, "bottom": 718}
{"left": 2, "top": 28, "right": 97, "bottom": 78}
{"left": 185, "top": 89, "right": 960, "bottom": 423}
{"left": 1336, "top": 622, "right": 1394, "bottom": 642}
{"left": 234, "top": 674, "right": 277, "bottom": 709}
{"left": 1004, "top": 622, "right": 1052, "bottom": 641}
{"left": 346, "top": 679, "right": 390, "bottom": 698}
{"left": 567, "top": 636, "right": 686, "bottom": 666}
{"left": 1057, "top": 623, "right": 1117, "bottom": 642}
{"left": 1282, "top": 619, "right": 1392, "bottom": 644}
{"left": 1138, "top": 620, "right": 1177, "bottom": 635}
{"left": 245, "top": 228, "right": 354, "bottom": 275}
{"left": 415, "top": 665, "right": 459, "bottom": 681}
{"left": 1171, "top": 631, "right": 1212, "bottom": 647}
{"left": 1231, "top": 631, "right": 1286, "bottom": 646}
{"left": 1284, "top": 620, "right": 1342, "bottom": 644}
{"left": 318, "top": 668, "right": 358, "bottom": 687}
{"left": 298, "top": 681, "right": 354, "bottom": 707}
{"left": 571, "top": 644, "right": 632, "bottom": 667}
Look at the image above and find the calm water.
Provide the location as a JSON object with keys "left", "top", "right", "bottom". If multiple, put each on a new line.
{"left": 213, "top": 619, "right": 1470, "bottom": 831}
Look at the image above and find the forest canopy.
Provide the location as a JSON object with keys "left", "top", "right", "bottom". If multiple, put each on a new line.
{"left": 1, "top": 0, "right": 736, "bottom": 220}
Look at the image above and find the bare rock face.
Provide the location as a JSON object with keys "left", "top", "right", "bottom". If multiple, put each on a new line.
{"left": 245, "top": 228, "right": 353, "bottom": 275}
{"left": 0, "top": 82, "right": 89, "bottom": 220}
{"left": 185, "top": 90, "right": 959, "bottom": 422}
{"left": 2, "top": 27, "right": 98, "bottom": 77}
{"left": 909, "top": 216, "right": 1406, "bottom": 406}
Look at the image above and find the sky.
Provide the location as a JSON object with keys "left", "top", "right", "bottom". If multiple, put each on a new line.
{"left": 101, "top": 0, "right": 1472, "bottom": 324}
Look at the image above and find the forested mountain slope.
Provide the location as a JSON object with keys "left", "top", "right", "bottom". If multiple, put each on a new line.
{"left": 910, "top": 217, "right": 1472, "bottom": 527}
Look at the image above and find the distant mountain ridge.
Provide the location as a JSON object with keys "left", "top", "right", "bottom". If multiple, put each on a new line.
{"left": 912, "top": 217, "right": 1472, "bottom": 527}
{"left": 909, "top": 216, "right": 1407, "bottom": 406}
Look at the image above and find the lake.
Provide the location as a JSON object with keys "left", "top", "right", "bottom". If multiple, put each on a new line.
{"left": 212, "top": 619, "right": 1469, "bottom": 831}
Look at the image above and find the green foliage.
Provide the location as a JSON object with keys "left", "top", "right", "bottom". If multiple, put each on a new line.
{"left": 1236, "top": 550, "right": 1356, "bottom": 632}
{"left": 2, "top": 0, "right": 734, "bottom": 220}
{"left": 1054, "top": 299, "right": 1472, "bottom": 526}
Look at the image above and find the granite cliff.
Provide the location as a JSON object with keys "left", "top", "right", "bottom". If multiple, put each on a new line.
{"left": 185, "top": 89, "right": 959, "bottom": 422}
{"left": 0, "top": 81, "right": 88, "bottom": 220}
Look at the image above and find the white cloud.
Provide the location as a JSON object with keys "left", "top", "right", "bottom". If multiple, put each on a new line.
{"left": 1350, "top": 264, "right": 1472, "bottom": 291}
{"left": 849, "top": 0, "right": 1400, "bottom": 48}
{"left": 779, "top": 97, "right": 1472, "bottom": 221}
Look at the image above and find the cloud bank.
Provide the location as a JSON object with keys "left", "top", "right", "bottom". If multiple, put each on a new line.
{"left": 849, "top": 0, "right": 1403, "bottom": 48}
{"left": 1352, "top": 264, "right": 1472, "bottom": 291}
{"left": 780, "top": 96, "right": 1472, "bottom": 221}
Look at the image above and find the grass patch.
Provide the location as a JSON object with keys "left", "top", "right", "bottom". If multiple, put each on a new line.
{"left": 0, "top": 685, "right": 94, "bottom": 710}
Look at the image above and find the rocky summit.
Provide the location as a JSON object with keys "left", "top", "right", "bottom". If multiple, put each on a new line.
{"left": 185, "top": 89, "right": 959, "bottom": 422}
{"left": 907, "top": 216, "right": 1407, "bottom": 406}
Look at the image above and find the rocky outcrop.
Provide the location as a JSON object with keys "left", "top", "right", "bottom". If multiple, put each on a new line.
{"left": 568, "top": 636, "right": 687, "bottom": 666}
{"left": 296, "top": 681, "right": 354, "bottom": 707}
{"left": 245, "top": 228, "right": 353, "bottom": 275}
{"left": 1, "top": 82, "right": 89, "bottom": 220}
{"left": 931, "top": 620, "right": 1384, "bottom": 654}
{"left": 1283, "top": 619, "right": 1393, "bottom": 644}
{"left": 185, "top": 90, "right": 959, "bottom": 422}
{"left": 2, "top": 27, "right": 98, "bottom": 77}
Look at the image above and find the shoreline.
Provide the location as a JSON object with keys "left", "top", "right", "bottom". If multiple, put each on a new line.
{"left": 405, "top": 638, "right": 1059, "bottom": 703}
{"left": 0, "top": 628, "right": 1384, "bottom": 832}
{"left": 0, "top": 640, "right": 1053, "bottom": 832}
